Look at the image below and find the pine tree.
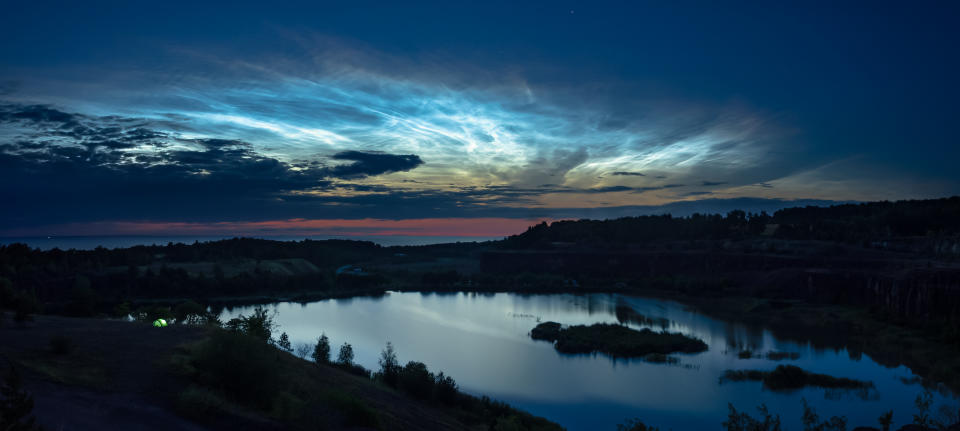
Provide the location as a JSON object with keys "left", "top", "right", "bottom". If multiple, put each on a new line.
{"left": 277, "top": 332, "right": 293, "bottom": 353}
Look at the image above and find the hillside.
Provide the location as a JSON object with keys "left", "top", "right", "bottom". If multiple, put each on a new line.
{"left": 0, "top": 313, "right": 562, "bottom": 431}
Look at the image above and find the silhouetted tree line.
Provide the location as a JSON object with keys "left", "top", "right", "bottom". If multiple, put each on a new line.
{"left": 501, "top": 197, "right": 960, "bottom": 249}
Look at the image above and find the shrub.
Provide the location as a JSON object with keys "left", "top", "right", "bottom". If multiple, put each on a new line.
{"left": 800, "top": 398, "right": 846, "bottom": 431}
{"left": 237, "top": 306, "right": 275, "bottom": 342}
{"left": 48, "top": 334, "right": 73, "bottom": 356}
{"left": 722, "top": 403, "right": 782, "bottom": 431}
{"left": 433, "top": 371, "right": 459, "bottom": 406}
{"left": 0, "top": 365, "right": 42, "bottom": 431}
{"left": 878, "top": 410, "right": 893, "bottom": 431}
{"left": 190, "top": 330, "right": 280, "bottom": 409}
{"left": 223, "top": 307, "right": 276, "bottom": 342}
{"left": 913, "top": 390, "right": 933, "bottom": 427}
{"left": 399, "top": 361, "right": 433, "bottom": 400}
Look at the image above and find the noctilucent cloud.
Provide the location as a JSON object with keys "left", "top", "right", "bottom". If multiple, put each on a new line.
{"left": 1, "top": 2, "right": 958, "bottom": 237}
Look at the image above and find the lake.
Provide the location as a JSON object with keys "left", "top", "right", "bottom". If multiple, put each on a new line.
{"left": 220, "top": 292, "right": 957, "bottom": 430}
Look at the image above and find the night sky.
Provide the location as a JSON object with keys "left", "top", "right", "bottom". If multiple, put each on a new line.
{"left": 1, "top": 1, "right": 958, "bottom": 238}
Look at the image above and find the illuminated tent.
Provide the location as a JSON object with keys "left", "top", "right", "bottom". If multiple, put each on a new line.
{"left": 153, "top": 318, "right": 168, "bottom": 327}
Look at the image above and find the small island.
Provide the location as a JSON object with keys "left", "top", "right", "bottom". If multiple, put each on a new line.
{"left": 530, "top": 321, "right": 708, "bottom": 358}
{"left": 720, "top": 365, "right": 873, "bottom": 391}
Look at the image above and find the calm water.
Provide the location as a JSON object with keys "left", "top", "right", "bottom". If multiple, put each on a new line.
{"left": 221, "top": 292, "right": 957, "bottom": 430}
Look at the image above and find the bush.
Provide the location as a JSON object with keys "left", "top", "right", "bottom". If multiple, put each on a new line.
{"left": 878, "top": 410, "right": 893, "bottom": 431}
{"left": 190, "top": 330, "right": 280, "bottom": 409}
{"left": 722, "top": 403, "right": 782, "bottom": 431}
{"left": 433, "top": 371, "right": 459, "bottom": 406}
{"left": 48, "top": 334, "right": 73, "bottom": 356}
{"left": 233, "top": 306, "right": 275, "bottom": 342}
{"left": 399, "top": 361, "right": 433, "bottom": 400}
{"left": 800, "top": 398, "right": 846, "bottom": 431}
{"left": 0, "top": 365, "right": 42, "bottom": 431}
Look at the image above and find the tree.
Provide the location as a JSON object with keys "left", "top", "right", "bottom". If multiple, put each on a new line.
{"left": 722, "top": 403, "right": 781, "bottom": 431}
{"left": 398, "top": 361, "right": 433, "bottom": 400}
{"left": 312, "top": 334, "right": 330, "bottom": 364}
{"left": 378, "top": 342, "right": 400, "bottom": 388}
{"left": 277, "top": 332, "right": 293, "bottom": 353}
{"left": 800, "top": 399, "right": 846, "bottom": 431}
{"left": 229, "top": 306, "right": 275, "bottom": 342}
{"left": 878, "top": 410, "right": 893, "bottom": 431}
{"left": 433, "top": 372, "right": 458, "bottom": 406}
{"left": 913, "top": 390, "right": 933, "bottom": 428}
{"left": 0, "top": 365, "right": 43, "bottom": 431}
{"left": 337, "top": 343, "right": 354, "bottom": 365}
{"left": 617, "top": 418, "right": 661, "bottom": 431}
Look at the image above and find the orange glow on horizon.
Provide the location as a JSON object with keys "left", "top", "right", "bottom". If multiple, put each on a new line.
{"left": 2, "top": 217, "right": 556, "bottom": 238}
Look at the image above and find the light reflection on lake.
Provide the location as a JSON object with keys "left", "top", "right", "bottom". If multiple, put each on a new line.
{"left": 220, "top": 292, "right": 957, "bottom": 430}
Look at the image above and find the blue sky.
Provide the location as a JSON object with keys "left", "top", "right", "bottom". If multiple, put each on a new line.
{"left": 0, "top": 1, "right": 957, "bottom": 236}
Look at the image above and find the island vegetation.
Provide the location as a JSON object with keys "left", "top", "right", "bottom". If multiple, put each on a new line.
{"left": 719, "top": 365, "right": 874, "bottom": 391}
{"left": 530, "top": 321, "right": 708, "bottom": 358}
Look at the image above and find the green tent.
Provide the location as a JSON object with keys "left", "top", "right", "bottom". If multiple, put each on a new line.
{"left": 153, "top": 318, "right": 168, "bottom": 327}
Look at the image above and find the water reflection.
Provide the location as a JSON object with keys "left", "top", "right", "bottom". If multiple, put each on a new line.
{"left": 221, "top": 292, "right": 957, "bottom": 431}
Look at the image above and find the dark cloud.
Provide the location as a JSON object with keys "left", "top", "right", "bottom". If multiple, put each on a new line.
{"left": 326, "top": 150, "right": 424, "bottom": 178}
{"left": 0, "top": 103, "right": 429, "bottom": 227}
{"left": 701, "top": 181, "right": 728, "bottom": 186}
{"left": 611, "top": 171, "right": 645, "bottom": 176}
{"left": 682, "top": 191, "right": 713, "bottom": 197}
{"left": 0, "top": 104, "right": 80, "bottom": 128}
